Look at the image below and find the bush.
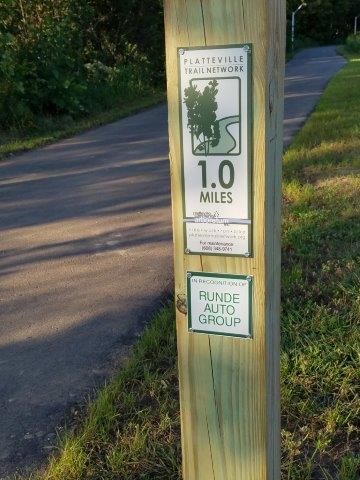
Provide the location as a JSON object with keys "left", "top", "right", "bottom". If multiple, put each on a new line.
{"left": 0, "top": 0, "right": 162, "bottom": 131}
{"left": 345, "top": 34, "right": 360, "bottom": 53}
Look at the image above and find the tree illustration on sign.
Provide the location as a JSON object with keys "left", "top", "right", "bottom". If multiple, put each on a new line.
{"left": 184, "top": 79, "right": 220, "bottom": 156}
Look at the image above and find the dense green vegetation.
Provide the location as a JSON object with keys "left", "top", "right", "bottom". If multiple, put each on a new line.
{"left": 21, "top": 49, "right": 360, "bottom": 480}
{"left": 0, "top": 0, "right": 163, "bottom": 132}
{"left": 0, "top": 0, "right": 358, "bottom": 140}
{"left": 287, "top": 0, "right": 360, "bottom": 49}
{"left": 345, "top": 34, "right": 360, "bottom": 53}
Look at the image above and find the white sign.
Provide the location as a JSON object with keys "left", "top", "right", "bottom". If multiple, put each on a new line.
{"left": 187, "top": 272, "right": 252, "bottom": 338}
{"left": 179, "top": 44, "right": 252, "bottom": 256}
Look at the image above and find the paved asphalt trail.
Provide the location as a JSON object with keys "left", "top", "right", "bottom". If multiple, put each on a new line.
{"left": 283, "top": 46, "right": 346, "bottom": 147}
{"left": 0, "top": 46, "right": 346, "bottom": 477}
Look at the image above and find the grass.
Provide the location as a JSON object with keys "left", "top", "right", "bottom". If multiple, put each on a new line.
{"left": 280, "top": 49, "right": 360, "bottom": 478}
{"left": 20, "top": 51, "right": 360, "bottom": 479}
{"left": 0, "top": 91, "right": 164, "bottom": 160}
{"left": 21, "top": 304, "right": 181, "bottom": 480}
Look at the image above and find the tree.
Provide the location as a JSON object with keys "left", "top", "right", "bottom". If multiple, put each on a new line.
{"left": 184, "top": 79, "right": 220, "bottom": 156}
{"left": 183, "top": 82, "right": 201, "bottom": 146}
{"left": 286, "top": 0, "right": 360, "bottom": 45}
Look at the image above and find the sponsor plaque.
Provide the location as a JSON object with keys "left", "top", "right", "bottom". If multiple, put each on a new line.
{"left": 187, "top": 271, "right": 252, "bottom": 338}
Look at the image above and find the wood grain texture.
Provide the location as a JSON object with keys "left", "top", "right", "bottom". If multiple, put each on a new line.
{"left": 164, "top": 1, "right": 286, "bottom": 478}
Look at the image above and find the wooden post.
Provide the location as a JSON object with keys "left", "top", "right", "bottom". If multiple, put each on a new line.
{"left": 164, "top": 1, "right": 285, "bottom": 479}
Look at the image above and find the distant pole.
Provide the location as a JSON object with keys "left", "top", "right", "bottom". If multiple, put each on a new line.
{"left": 291, "top": 12, "right": 296, "bottom": 51}
{"left": 292, "top": 3, "right": 306, "bottom": 51}
{"left": 355, "top": 16, "right": 359, "bottom": 35}
{"left": 164, "top": 0, "right": 286, "bottom": 478}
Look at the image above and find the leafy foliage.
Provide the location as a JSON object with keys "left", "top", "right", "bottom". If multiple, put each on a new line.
{"left": 0, "top": 0, "right": 163, "bottom": 130}
{"left": 345, "top": 34, "right": 360, "bottom": 53}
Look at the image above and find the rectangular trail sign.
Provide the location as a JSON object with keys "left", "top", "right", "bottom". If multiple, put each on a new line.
{"left": 179, "top": 44, "right": 252, "bottom": 256}
{"left": 187, "top": 271, "right": 252, "bottom": 338}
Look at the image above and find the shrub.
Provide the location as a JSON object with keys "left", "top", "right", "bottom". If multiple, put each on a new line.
{"left": 345, "top": 34, "right": 360, "bottom": 53}
{"left": 0, "top": 0, "right": 161, "bottom": 131}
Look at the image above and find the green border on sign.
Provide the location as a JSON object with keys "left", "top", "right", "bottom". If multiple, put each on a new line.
{"left": 177, "top": 43, "right": 253, "bottom": 258}
{"left": 186, "top": 271, "right": 253, "bottom": 339}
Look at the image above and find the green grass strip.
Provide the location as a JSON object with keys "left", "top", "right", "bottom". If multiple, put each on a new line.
{"left": 0, "top": 92, "right": 164, "bottom": 161}
{"left": 25, "top": 52, "right": 360, "bottom": 480}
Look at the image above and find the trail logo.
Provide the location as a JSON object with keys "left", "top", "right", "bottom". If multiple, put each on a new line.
{"left": 184, "top": 77, "right": 241, "bottom": 156}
